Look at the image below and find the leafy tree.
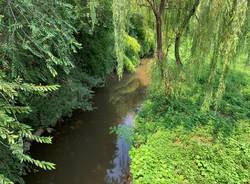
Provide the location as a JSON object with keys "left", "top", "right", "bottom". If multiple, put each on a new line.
{"left": 0, "top": 0, "right": 96, "bottom": 183}
{"left": 129, "top": 0, "right": 250, "bottom": 183}
{"left": 1, "top": 0, "right": 152, "bottom": 182}
{"left": 0, "top": 76, "right": 58, "bottom": 183}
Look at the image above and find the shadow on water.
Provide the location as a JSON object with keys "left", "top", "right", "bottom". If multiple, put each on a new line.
{"left": 25, "top": 59, "right": 151, "bottom": 184}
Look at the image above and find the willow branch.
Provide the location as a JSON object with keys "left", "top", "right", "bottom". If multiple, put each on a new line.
{"left": 7, "top": 0, "right": 17, "bottom": 23}
{"left": 146, "top": 0, "right": 157, "bottom": 16}
{"left": 179, "top": 0, "right": 200, "bottom": 34}
{"left": 159, "top": 0, "right": 167, "bottom": 14}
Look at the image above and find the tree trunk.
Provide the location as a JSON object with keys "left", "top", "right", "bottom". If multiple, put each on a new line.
{"left": 146, "top": 0, "right": 166, "bottom": 78}
{"left": 156, "top": 14, "right": 163, "bottom": 63}
{"left": 175, "top": 33, "right": 183, "bottom": 66}
{"left": 174, "top": 0, "right": 200, "bottom": 66}
{"left": 155, "top": 13, "right": 165, "bottom": 79}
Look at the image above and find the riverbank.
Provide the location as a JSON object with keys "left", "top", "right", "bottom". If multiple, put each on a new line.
{"left": 130, "top": 62, "right": 250, "bottom": 183}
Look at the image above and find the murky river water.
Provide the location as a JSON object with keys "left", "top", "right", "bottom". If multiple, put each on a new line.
{"left": 25, "top": 59, "right": 151, "bottom": 184}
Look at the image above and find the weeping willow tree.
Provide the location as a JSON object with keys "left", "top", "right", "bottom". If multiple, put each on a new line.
{"left": 117, "top": 0, "right": 204, "bottom": 81}
{"left": 112, "top": 0, "right": 127, "bottom": 77}
{"left": 1, "top": 0, "right": 249, "bottom": 183}
{"left": 189, "top": 0, "right": 249, "bottom": 111}
{"left": 132, "top": 0, "right": 249, "bottom": 107}
{"left": 112, "top": 0, "right": 144, "bottom": 78}
{"left": 162, "top": 0, "right": 249, "bottom": 110}
{"left": 129, "top": 1, "right": 249, "bottom": 183}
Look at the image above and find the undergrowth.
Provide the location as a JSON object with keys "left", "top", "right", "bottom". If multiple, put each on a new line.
{"left": 130, "top": 61, "right": 250, "bottom": 184}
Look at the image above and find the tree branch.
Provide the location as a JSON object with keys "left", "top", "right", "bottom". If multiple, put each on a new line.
{"left": 146, "top": 0, "right": 157, "bottom": 16}
{"left": 159, "top": 0, "right": 167, "bottom": 14}
{"left": 179, "top": 0, "right": 200, "bottom": 33}
{"left": 7, "top": 0, "right": 17, "bottom": 23}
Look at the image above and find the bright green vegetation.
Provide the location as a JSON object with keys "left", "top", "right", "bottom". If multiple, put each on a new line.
{"left": 131, "top": 63, "right": 250, "bottom": 183}
{"left": 129, "top": 0, "right": 250, "bottom": 183}
{"left": 0, "top": 0, "right": 250, "bottom": 183}
{"left": 131, "top": 121, "right": 250, "bottom": 183}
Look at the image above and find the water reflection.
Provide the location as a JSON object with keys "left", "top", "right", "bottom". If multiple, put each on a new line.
{"left": 25, "top": 59, "right": 151, "bottom": 184}
{"left": 106, "top": 112, "right": 134, "bottom": 184}
{"left": 105, "top": 60, "right": 151, "bottom": 183}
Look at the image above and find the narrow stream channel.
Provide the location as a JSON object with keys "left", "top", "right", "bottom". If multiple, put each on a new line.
{"left": 25, "top": 59, "right": 151, "bottom": 184}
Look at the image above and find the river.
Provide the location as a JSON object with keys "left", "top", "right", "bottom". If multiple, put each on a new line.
{"left": 25, "top": 59, "right": 151, "bottom": 184}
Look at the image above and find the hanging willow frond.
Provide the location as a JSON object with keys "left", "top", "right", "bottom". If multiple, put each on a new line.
{"left": 112, "top": 0, "right": 130, "bottom": 78}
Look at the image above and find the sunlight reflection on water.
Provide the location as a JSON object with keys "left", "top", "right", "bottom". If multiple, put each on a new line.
{"left": 106, "top": 113, "right": 134, "bottom": 184}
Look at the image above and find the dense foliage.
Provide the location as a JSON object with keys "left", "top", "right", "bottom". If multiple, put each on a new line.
{"left": 131, "top": 62, "right": 250, "bottom": 183}
{"left": 0, "top": 0, "right": 153, "bottom": 183}
{"left": 0, "top": 0, "right": 80, "bottom": 182}
{"left": 128, "top": 0, "right": 250, "bottom": 183}
{"left": 131, "top": 121, "right": 250, "bottom": 183}
{"left": 0, "top": 0, "right": 249, "bottom": 183}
